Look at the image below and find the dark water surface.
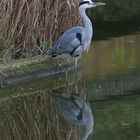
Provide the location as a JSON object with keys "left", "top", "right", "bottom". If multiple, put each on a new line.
{"left": 90, "top": 95, "right": 140, "bottom": 140}
{"left": 0, "top": 31, "right": 140, "bottom": 139}
{"left": 82, "top": 32, "right": 140, "bottom": 140}
{"left": 82, "top": 33, "right": 140, "bottom": 81}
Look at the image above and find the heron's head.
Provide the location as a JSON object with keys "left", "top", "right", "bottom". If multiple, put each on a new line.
{"left": 79, "top": 0, "right": 105, "bottom": 9}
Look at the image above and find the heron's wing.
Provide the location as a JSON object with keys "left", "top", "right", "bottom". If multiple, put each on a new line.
{"left": 52, "top": 94, "right": 85, "bottom": 125}
{"left": 58, "top": 102, "right": 84, "bottom": 125}
{"left": 50, "top": 26, "right": 85, "bottom": 55}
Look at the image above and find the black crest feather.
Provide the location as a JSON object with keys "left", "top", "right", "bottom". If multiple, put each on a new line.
{"left": 79, "top": 1, "right": 90, "bottom": 6}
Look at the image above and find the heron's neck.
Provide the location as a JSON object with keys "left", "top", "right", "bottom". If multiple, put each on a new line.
{"left": 82, "top": 125, "right": 93, "bottom": 140}
{"left": 79, "top": 8, "right": 92, "bottom": 29}
{"left": 81, "top": 102, "right": 94, "bottom": 140}
{"left": 79, "top": 8, "right": 93, "bottom": 50}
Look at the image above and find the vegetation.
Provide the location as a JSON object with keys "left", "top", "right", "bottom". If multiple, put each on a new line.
{"left": 0, "top": 91, "right": 83, "bottom": 140}
{"left": 0, "top": 0, "right": 140, "bottom": 61}
{"left": 0, "top": 0, "right": 81, "bottom": 61}
{"left": 0, "top": 82, "right": 86, "bottom": 140}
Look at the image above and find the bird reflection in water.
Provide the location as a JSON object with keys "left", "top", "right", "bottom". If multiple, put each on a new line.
{"left": 51, "top": 91, "right": 94, "bottom": 140}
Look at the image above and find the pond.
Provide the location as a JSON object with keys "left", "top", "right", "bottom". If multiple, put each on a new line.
{"left": 83, "top": 32, "right": 140, "bottom": 139}
{"left": 90, "top": 95, "right": 140, "bottom": 140}
{"left": 82, "top": 32, "right": 140, "bottom": 100}
{"left": 0, "top": 30, "right": 140, "bottom": 139}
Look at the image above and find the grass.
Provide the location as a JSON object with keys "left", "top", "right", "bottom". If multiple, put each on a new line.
{"left": 0, "top": 0, "right": 81, "bottom": 61}
{"left": 1, "top": 0, "right": 140, "bottom": 61}
{"left": 0, "top": 91, "right": 83, "bottom": 140}
{"left": 0, "top": 80, "right": 88, "bottom": 140}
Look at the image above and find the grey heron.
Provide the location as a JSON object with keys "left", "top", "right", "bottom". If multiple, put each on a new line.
{"left": 49, "top": 0, "right": 105, "bottom": 80}
{"left": 49, "top": 0, "right": 105, "bottom": 58}
{"left": 51, "top": 92, "right": 94, "bottom": 140}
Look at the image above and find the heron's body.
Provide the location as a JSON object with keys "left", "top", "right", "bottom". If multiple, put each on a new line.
{"left": 51, "top": 92, "right": 94, "bottom": 140}
{"left": 50, "top": 26, "right": 85, "bottom": 57}
{"left": 49, "top": 0, "right": 105, "bottom": 58}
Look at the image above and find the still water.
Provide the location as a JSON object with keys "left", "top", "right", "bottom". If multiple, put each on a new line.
{"left": 90, "top": 95, "right": 140, "bottom": 140}
{"left": 83, "top": 32, "right": 140, "bottom": 140}
{"left": 0, "top": 32, "right": 140, "bottom": 140}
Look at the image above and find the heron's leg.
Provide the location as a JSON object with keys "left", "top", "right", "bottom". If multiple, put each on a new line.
{"left": 75, "top": 57, "right": 78, "bottom": 71}
{"left": 65, "top": 57, "right": 69, "bottom": 78}
{"left": 65, "top": 57, "right": 69, "bottom": 86}
{"left": 75, "top": 57, "right": 78, "bottom": 81}
{"left": 74, "top": 82, "right": 78, "bottom": 93}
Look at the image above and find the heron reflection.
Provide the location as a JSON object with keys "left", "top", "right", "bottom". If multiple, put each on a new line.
{"left": 51, "top": 92, "right": 94, "bottom": 140}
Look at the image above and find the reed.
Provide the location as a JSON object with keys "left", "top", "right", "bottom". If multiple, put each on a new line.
{"left": 0, "top": 91, "right": 82, "bottom": 140}
{"left": 0, "top": 0, "right": 81, "bottom": 60}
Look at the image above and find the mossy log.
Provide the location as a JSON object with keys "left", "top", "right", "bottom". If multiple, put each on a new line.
{"left": 0, "top": 55, "right": 80, "bottom": 100}
{"left": 0, "top": 55, "right": 79, "bottom": 77}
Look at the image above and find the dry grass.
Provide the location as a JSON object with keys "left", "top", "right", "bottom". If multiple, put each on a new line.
{"left": 0, "top": 0, "right": 81, "bottom": 60}
{"left": 0, "top": 91, "right": 82, "bottom": 140}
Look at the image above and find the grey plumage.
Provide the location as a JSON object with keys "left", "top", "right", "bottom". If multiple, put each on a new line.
{"left": 51, "top": 93, "right": 87, "bottom": 125}
{"left": 50, "top": 26, "right": 84, "bottom": 57}
{"left": 51, "top": 92, "right": 94, "bottom": 140}
{"left": 49, "top": 0, "right": 105, "bottom": 58}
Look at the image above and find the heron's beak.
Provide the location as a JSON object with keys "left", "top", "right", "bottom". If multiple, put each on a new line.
{"left": 92, "top": 2, "right": 106, "bottom": 6}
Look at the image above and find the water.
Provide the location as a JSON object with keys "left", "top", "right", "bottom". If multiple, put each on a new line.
{"left": 83, "top": 32, "right": 140, "bottom": 140}
{"left": 0, "top": 31, "right": 140, "bottom": 139}
{"left": 90, "top": 95, "right": 140, "bottom": 140}
{"left": 82, "top": 33, "right": 140, "bottom": 81}
{"left": 82, "top": 33, "right": 140, "bottom": 101}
